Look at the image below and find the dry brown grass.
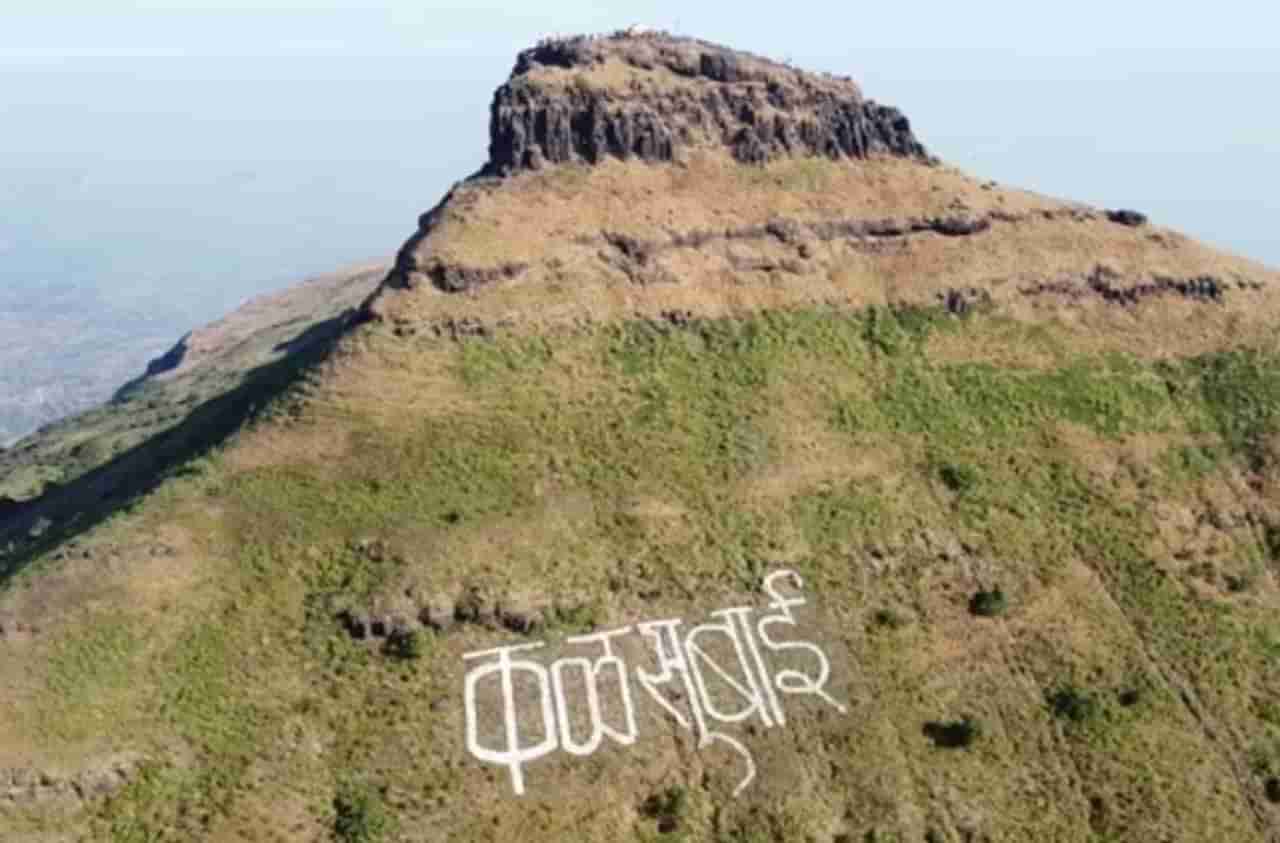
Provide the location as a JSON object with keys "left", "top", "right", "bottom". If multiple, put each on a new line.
{"left": 0, "top": 521, "right": 215, "bottom": 767}
{"left": 368, "top": 151, "right": 1279, "bottom": 371}
{"left": 528, "top": 57, "right": 699, "bottom": 97}
{"left": 739, "top": 379, "right": 905, "bottom": 507}
{"left": 221, "top": 417, "right": 355, "bottom": 476}
{"left": 425, "top": 153, "right": 1057, "bottom": 267}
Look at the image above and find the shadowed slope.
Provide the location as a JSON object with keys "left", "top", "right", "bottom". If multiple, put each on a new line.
{"left": 0, "top": 263, "right": 386, "bottom": 508}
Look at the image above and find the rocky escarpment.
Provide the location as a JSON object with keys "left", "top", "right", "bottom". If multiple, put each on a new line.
{"left": 1019, "top": 264, "right": 1264, "bottom": 306}
{"left": 379, "top": 200, "right": 1270, "bottom": 301}
{"left": 485, "top": 30, "right": 929, "bottom": 174}
{"left": 330, "top": 540, "right": 595, "bottom": 643}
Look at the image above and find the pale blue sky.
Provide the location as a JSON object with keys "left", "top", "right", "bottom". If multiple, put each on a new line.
{"left": 4, "top": 1, "right": 1279, "bottom": 52}
{"left": 1, "top": 1, "right": 1277, "bottom": 325}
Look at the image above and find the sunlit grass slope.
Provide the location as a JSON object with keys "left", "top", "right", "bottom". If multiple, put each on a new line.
{"left": 5, "top": 300, "right": 1280, "bottom": 842}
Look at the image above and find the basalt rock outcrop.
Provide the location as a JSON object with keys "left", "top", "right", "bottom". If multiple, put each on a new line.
{"left": 378, "top": 196, "right": 1270, "bottom": 304}
{"left": 1, "top": 754, "right": 143, "bottom": 809}
{"left": 484, "top": 31, "right": 929, "bottom": 174}
{"left": 1019, "top": 264, "right": 1265, "bottom": 306}
{"left": 1106, "top": 208, "right": 1149, "bottom": 227}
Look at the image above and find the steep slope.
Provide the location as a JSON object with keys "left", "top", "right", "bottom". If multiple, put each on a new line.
{"left": 0, "top": 262, "right": 386, "bottom": 550}
{"left": 4, "top": 31, "right": 1280, "bottom": 843}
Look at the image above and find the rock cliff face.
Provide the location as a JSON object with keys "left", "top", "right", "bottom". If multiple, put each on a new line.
{"left": 484, "top": 31, "right": 929, "bottom": 175}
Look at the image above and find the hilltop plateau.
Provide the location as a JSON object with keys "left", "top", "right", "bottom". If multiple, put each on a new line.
{"left": 3, "top": 31, "right": 1280, "bottom": 843}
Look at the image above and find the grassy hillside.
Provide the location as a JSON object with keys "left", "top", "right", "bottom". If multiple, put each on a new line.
{"left": 5, "top": 298, "right": 1280, "bottom": 842}
{"left": 4, "top": 31, "right": 1280, "bottom": 843}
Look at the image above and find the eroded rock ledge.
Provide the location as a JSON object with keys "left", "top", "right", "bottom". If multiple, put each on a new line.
{"left": 1020, "top": 264, "right": 1264, "bottom": 306}
{"left": 337, "top": 586, "right": 594, "bottom": 642}
{"left": 374, "top": 204, "right": 1266, "bottom": 315}
{"left": 1, "top": 754, "right": 143, "bottom": 809}
{"left": 386, "top": 208, "right": 1071, "bottom": 295}
{"left": 485, "top": 31, "right": 929, "bottom": 174}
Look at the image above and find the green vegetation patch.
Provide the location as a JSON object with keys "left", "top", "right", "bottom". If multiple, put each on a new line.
{"left": 1180, "top": 349, "right": 1280, "bottom": 463}
{"left": 26, "top": 302, "right": 1280, "bottom": 843}
{"left": 39, "top": 611, "right": 148, "bottom": 742}
{"left": 333, "top": 780, "right": 396, "bottom": 843}
{"left": 850, "top": 356, "right": 1176, "bottom": 443}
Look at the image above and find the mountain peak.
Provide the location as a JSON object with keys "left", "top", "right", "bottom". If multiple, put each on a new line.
{"left": 484, "top": 30, "right": 929, "bottom": 176}
{"left": 7, "top": 28, "right": 1280, "bottom": 843}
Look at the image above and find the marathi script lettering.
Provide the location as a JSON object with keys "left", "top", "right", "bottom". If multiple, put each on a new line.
{"left": 461, "top": 569, "right": 844, "bottom": 797}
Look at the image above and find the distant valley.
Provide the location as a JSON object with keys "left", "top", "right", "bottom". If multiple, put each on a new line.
{"left": 0, "top": 51, "right": 486, "bottom": 447}
{"left": 0, "top": 280, "right": 174, "bottom": 446}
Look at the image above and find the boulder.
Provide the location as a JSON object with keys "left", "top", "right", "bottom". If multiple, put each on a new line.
{"left": 1106, "top": 209, "right": 1148, "bottom": 227}
{"left": 418, "top": 595, "right": 456, "bottom": 633}
{"left": 453, "top": 587, "right": 497, "bottom": 627}
{"left": 498, "top": 596, "right": 546, "bottom": 635}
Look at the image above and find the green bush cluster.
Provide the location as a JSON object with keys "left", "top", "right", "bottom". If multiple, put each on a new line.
{"left": 642, "top": 784, "right": 689, "bottom": 833}
{"left": 969, "top": 586, "right": 1007, "bottom": 618}
{"left": 923, "top": 717, "right": 983, "bottom": 749}
{"left": 382, "top": 627, "right": 424, "bottom": 661}
{"left": 938, "top": 462, "right": 978, "bottom": 494}
{"left": 1047, "top": 686, "right": 1100, "bottom": 724}
{"left": 333, "top": 782, "right": 393, "bottom": 843}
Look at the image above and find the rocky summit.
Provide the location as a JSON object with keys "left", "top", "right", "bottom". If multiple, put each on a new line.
{"left": 485, "top": 32, "right": 928, "bottom": 174}
{"left": 4, "top": 29, "right": 1280, "bottom": 843}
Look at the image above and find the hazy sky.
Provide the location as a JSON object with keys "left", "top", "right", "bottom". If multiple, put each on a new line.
{"left": 2, "top": 1, "right": 1277, "bottom": 326}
